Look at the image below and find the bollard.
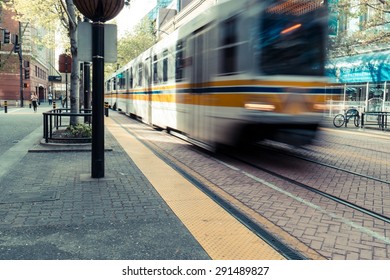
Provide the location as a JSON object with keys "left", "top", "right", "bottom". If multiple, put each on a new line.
{"left": 53, "top": 101, "right": 56, "bottom": 109}
{"left": 4, "top": 101, "right": 7, "bottom": 113}
{"left": 104, "top": 102, "right": 109, "bottom": 117}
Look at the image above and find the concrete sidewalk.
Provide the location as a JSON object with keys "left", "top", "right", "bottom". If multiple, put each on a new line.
{"left": 0, "top": 107, "right": 209, "bottom": 259}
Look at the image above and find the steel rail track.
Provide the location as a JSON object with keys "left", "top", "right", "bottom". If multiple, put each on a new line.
{"left": 313, "top": 137, "right": 390, "bottom": 156}
{"left": 255, "top": 142, "right": 390, "bottom": 185}
{"left": 225, "top": 148, "right": 390, "bottom": 225}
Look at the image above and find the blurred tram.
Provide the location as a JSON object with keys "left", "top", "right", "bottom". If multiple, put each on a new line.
{"left": 105, "top": 0, "right": 332, "bottom": 150}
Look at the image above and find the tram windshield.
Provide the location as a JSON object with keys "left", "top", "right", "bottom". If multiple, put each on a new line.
{"left": 259, "top": 5, "right": 326, "bottom": 76}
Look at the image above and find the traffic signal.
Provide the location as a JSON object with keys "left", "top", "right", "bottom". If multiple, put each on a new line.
{"left": 14, "top": 43, "right": 20, "bottom": 53}
{"left": 2, "top": 29, "right": 11, "bottom": 44}
{"left": 24, "top": 68, "right": 30, "bottom": 79}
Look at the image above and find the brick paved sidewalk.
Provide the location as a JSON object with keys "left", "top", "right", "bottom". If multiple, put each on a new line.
{"left": 0, "top": 114, "right": 209, "bottom": 259}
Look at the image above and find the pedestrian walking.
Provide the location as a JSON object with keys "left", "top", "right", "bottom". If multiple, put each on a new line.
{"left": 48, "top": 93, "right": 53, "bottom": 105}
{"left": 59, "top": 94, "right": 63, "bottom": 108}
{"left": 31, "top": 93, "right": 38, "bottom": 112}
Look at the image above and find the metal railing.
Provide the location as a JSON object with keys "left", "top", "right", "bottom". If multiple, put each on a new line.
{"left": 42, "top": 108, "right": 92, "bottom": 143}
{"left": 361, "top": 112, "right": 389, "bottom": 131}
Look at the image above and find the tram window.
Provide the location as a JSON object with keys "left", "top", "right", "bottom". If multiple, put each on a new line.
{"left": 129, "top": 67, "right": 133, "bottom": 88}
{"left": 113, "top": 77, "right": 117, "bottom": 91}
{"left": 145, "top": 57, "right": 151, "bottom": 85}
{"left": 176, "top": 41, "right": 184, "bottom": 82}
{"left": 163, "top": 50, "right": 168, "bottom": 82}
{"left": 260, "top": 10, "right": 325, "bottom": 76}
{"left": 138, "top": 63, "right": 143, "bottom": 87}
{"left": 125, "top": 69, "right": 129, "bottom": 89}
{"left": 118, "top": 72, "right": 126, "bottom": 89}
{"left": 153, "top": 55, "right": 158, "bottom": 84}
{"left": 220, "top": 17, "right": 237, "bottom": 75}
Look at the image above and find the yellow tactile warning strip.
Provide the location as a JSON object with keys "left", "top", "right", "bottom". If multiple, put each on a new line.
{"left": 165, "top": 160, "right": 326, "bottom": 260}
{"left": 134, "top": 128, "right": 325, "bottom": 260}
{"left": 106, "top": 118, "right": 285, "bottom": 260}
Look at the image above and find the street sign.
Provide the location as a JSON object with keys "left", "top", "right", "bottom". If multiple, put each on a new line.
{"left": 58, "top": 54, "right": 72, "bottom": 73}
{"left": 49, "top": 76, "right": 62, "bottom": 82}
{"left": 77, "top": 22, "right": 118, "bottom": 63}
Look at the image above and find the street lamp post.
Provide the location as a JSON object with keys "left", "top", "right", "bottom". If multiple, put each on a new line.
{"left": 73, "top": 0, "right": 124, "bottom": 178}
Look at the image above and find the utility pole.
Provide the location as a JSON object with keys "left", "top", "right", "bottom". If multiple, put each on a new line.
{"left": 17, "top": 22, "right": 24, "bottom": 107}
{"left": 10, "top": 22, "right": 24, "bottom": 107}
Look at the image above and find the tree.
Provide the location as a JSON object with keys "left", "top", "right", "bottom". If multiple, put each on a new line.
{"left": 105, "top": 18, "right": 156, "bottom": 77}
{"left": 329, "top": 0, "right": 390, "bottom": 57}
{"left": 7, "top": 0, "right": 80, "bottom": 125}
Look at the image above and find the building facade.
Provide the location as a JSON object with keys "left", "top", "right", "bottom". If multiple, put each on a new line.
{"left": 156, "top": 0, "right": 221, "bottom": 39}
{"left": 326, "top": 0, "right": 390, "bottom": 113}
{"left": 1, "top": 6, "right": 54, "bottom": 106}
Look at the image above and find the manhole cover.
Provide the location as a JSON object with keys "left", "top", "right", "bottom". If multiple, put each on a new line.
{"left": 0, "top": 191, "right": 59, "bottom": 204}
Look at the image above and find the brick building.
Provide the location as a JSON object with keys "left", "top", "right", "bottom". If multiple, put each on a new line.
{"left": 1, "top": 6, "right": 55, "bottom": 106}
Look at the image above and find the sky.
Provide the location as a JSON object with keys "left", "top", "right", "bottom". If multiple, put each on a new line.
{"left": 115, "top": 0, "right": 157, "bottom": 38}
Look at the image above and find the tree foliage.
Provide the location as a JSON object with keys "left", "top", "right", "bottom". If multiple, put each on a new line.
{"left": 105, "top": 18, "right": 156, "bottom": 77}
{"left": 330, "top": 0, "right": 390, "bottom": 57}
{"left": 5, "top": 0, "right": 75, "bottom": 50}
{"left": 8, "top": 0, "right": 80, "bottom": 124}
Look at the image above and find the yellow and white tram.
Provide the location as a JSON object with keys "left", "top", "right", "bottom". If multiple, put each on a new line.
{"left": 105, "top": 0, "right": 332, "bottom": 149}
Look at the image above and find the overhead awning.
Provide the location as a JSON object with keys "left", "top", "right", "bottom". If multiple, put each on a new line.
{"left": 326, "top": 50, "right": 390, "bottom": 83}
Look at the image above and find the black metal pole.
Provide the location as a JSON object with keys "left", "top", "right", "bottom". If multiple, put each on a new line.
{"left": 84, "top": 17, "right": 92, "bottom": 123}
{"left": 19, "top": 22, "right": 24, "bottom": 107}
{"left": 65, "top": 58, "right": 68, "bottom": 108}
{"left": 19, "top": 50, "right": 24, "bottom": 107}
{"left": 91, "top": 21, "right": 105, "bottom": 178}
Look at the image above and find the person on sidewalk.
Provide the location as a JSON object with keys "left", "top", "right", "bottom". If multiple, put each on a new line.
{"left": 48, "top": 93, "right": 53, "bottom": 105}
{"left": 31, "top": 93, "right": 38, "bottom": 112}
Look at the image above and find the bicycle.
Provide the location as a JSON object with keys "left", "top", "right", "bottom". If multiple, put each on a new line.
{"left": 333, "top": 108, "right": 360, "bottom": 128}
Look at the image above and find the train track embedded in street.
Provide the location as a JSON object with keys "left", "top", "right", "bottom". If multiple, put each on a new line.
{"left": 222, "top": 146, "right": 390, "bottom": 225}
{"left": 313, "top": 137, "right": 390, "bottom": 156}
{"left": 255, "top": 142, "right": 390, "bottom": 185}
{"left": 164, "top": 124, "right": 390, "bottom": 226}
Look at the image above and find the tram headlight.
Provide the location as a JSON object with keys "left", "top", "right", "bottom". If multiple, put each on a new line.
{"left": 244, "top": 102, "right": 275, "bottom": 112}
{"left": 313, "top": 103, "right": 328, "bottom": 111}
